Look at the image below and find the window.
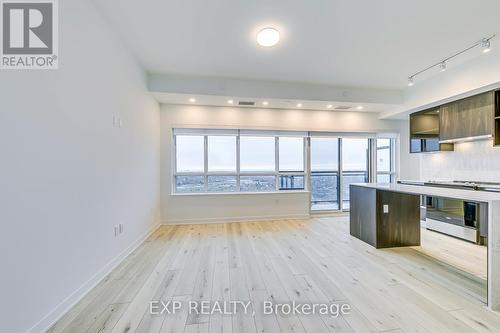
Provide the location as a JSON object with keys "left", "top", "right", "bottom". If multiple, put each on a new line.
{"left": 175, "top": 136, "right": 204, "bottom": 172}
{"left": 240, "top": 136, "right": 275, "bottom": 172}
{"left": 208, "top": 136, "right": 236, "bottom": 172}
{"left": 240, "top": 176, "right": 276, "bottom": 192}
{"left": 279, "top": 137, "right": 305, "bottom": 190}
{"left": 311, "top": 138, "right": 339, "bottom": 172}
{"left": 376, "top": 138, "right": 397, "bottom": 183}
{"left": 279, "top": 137, "right": 304, "bottom": 172}
{"left": 172, "top": 129, "right": 398, "bottom": 196}
{"left": 173, "top": 130, "right": 306, "bottom": 193}
{"left": 175, "top": 175, "right": 205, "bottom": 193}
{"left": 279, "top": 175, "right": 305, "bottom": 190}
{"left": 208, "top": 176, "right": 237, "bottom": 192}
{"left": 175, "top": 135, "right": 206, "bottom": 192}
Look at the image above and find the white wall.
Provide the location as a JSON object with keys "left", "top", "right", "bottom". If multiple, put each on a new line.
{"left": 0, "top": 1, "right": 160, "bottom": 332}
{"left": 420, "top": 139, "right": 500, "bottom": 182}
{"left": 160, "top": 104, "right": 411, "bottom": 223}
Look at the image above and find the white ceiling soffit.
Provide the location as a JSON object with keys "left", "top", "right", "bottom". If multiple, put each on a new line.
{"left": 152, "top": 92, "right": 398, "bottom": 112}
{"left": 148, "top": 74, "right": 403, "bottom": 111}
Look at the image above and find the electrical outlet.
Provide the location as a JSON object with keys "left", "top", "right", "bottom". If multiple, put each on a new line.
{"left": 383, "top": 204, "right": 389, "bottom": 214}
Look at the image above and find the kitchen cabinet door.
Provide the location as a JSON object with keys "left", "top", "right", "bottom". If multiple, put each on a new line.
{"left": 439, "top": 91, "right": 494, "bottom": 141}
{"left": 463, "top": 91, "right": 494, "bottom": 138}
{"left": 439, "top": 101, "right": 459, "bottom": 141}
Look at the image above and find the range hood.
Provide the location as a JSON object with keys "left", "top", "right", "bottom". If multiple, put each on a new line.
{"left": 439, "top": 134, "right": 492, "bottom": 144}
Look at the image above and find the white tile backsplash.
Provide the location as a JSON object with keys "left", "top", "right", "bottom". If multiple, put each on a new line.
{"left": 421, "top": 139, "right": 500, "bottom": 182}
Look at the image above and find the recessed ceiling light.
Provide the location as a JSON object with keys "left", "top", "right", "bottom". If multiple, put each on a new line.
{"left": 327, "top": 104, "right": 333, "bottom": 109}
{"left": 227, "top": 99, "right": 234, "bottom": 104}
{"left": 296, "top": 103, "right": 303, "bottom": 108}
{"left": 262, "top": 101, "right": 269, "bottom": 106}
{"left": 357, "top": 106, "right": 364, "bottom": 110}
{"left": 189, "top": 98, "right": 196, "bottom": 103}
{"left": 257, "top": 28, "right": 280, "bottom": 47}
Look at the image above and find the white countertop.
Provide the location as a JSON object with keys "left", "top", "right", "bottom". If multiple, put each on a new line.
{"left": 353, "top": 183, "right": 500, "bottom": 203}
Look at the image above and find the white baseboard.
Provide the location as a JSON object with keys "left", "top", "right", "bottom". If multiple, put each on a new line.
{"left": 162, "top": 213, "right": 310, "bottom": 225}
{"left": 27, "top": 221, "right": 161, "bottom": 333}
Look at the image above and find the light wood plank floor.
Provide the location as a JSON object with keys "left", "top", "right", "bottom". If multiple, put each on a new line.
{"left": 416, "top": 227, "right": 488, "bottom": 280}
{"left": 47, "top": 216, "right": 499, "bottom": 333}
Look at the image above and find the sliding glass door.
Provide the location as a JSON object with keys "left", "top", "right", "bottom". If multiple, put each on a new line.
{"left": 310, "top": 137, "right": 370, "bottom": 212}
{"left": 341, "top": 138, "right": 369, "bottom": 210}
{"left": 310, "top": 138, "right": 340, "bottom": 211}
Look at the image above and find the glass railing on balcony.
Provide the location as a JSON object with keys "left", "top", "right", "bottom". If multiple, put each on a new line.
{"left": 310, "top": 170, "right": 368, "bottom": 211}
{"left": 311, "top": 171, "right": 339, "bottom": 211}
{"left": 341, "top": 171, "right": 369, "bottom": 210}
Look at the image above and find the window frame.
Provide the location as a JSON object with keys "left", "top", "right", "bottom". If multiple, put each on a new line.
{"left": 375, "top": 138, "right": 397, "bottom": 183}
{"left": 173, "top": 131, "right": 307, "bottom": 194}
{"left": 172, "top": 129, "right": 398, "bottom": 195}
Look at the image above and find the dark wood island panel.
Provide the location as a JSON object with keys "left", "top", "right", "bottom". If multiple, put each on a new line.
{"left": 350, "top": 184, "right": 421, "bottom": 248}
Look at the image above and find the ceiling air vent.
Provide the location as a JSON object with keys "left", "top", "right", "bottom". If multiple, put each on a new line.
{"left": 238, "top": 101, "right": 255, "bottom": 106}
{"left": 334, "top": 106, "right": 352, "bottom": 110}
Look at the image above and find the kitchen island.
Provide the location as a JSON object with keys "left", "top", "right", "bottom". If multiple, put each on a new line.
{"left": 350, "top": 182, "right": 500, "bottom": 310}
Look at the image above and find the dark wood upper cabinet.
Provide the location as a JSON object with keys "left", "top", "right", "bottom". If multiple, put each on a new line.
{"left": 494, "top": 90, "right": 500, "bottom": 146}
{"left": 410, "top": 112, "right": 439, "bottom": 135}
{"left": 439, "top": 91, "right": 495, "bottom": 142}
{"left": 410, "top": 90, "right": 498, "bottom": 152}
{"left": 409, "top": 108, "right": 454, "bottom": 153}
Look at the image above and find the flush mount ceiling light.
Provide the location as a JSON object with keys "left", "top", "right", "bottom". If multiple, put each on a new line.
{"left": 296, "top": 103, "right": 303, "bottom": 108}
{"left": 227, "top": 99, "right": 234, "bottom": 104}
{"left": 262, "top": 101, "right": 269, "bottom": 106}
{"left": 189, "top": 98, "right": 196, "bottom": 103}
{"left": 407, "top": 34, "right": 495, "bottom": 87}
{"left": 356, "top": 106, "right": 364, "bottom": 110}
{"left": 257, "top": 28, "right": 280, "bottom": 47}
{"left": 327, "top": 104, "right": 333, "bottom": 109}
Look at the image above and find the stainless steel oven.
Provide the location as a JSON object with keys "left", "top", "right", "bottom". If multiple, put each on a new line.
{"left": 425, "top": 196, "right": 487, "bottom": 244}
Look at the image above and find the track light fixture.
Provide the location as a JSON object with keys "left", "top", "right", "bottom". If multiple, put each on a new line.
{"left": 407, "top": 34, "right": 495, "bottom": 87}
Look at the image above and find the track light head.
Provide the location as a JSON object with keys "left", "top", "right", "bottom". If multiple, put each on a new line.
{"left": 408, "top": 77, "right": 414, "bottom": 87}
{"left": 439, "top": 61, "right": 447, "bottom": 72}
{"left": 481, "top": 39, "right": 491, "bottom": 53}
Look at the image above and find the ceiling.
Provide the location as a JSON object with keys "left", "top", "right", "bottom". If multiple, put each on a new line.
{"left": 94, "top": 0, "right": 500, "bottom": 111}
